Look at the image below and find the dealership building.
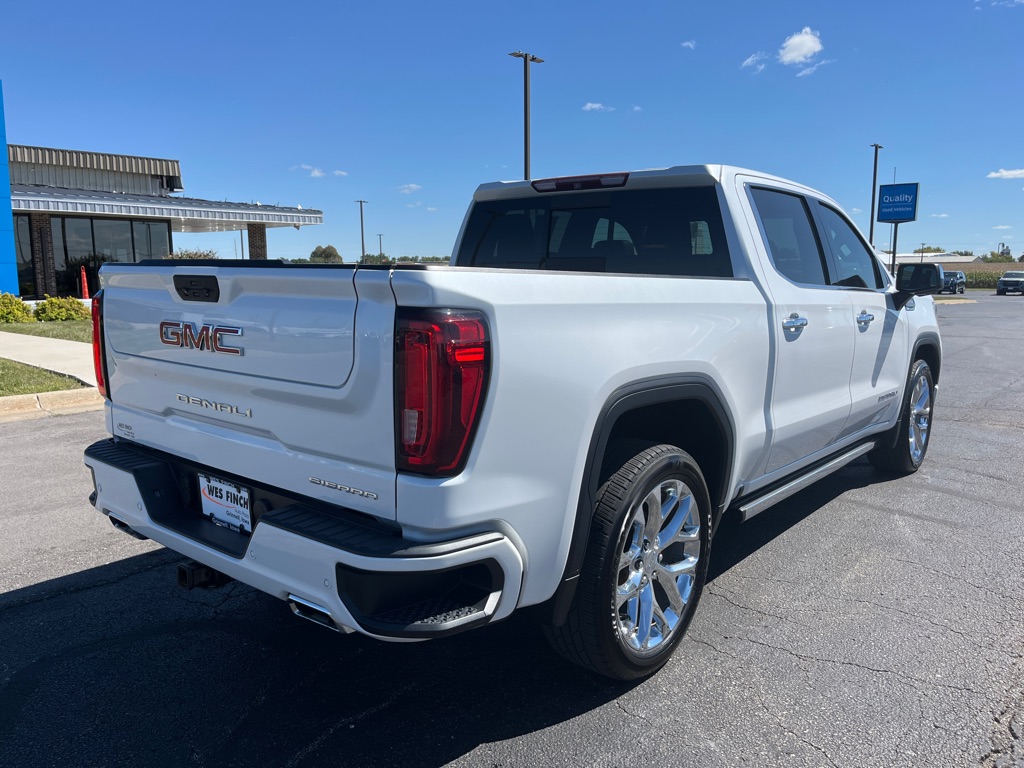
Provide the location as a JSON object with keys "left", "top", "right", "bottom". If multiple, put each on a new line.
{"left": 0, "top": 81, "right": 322, "bottom": 299}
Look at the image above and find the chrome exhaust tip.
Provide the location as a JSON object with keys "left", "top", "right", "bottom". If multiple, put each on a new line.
{"left": 288, "top": 594, "right": 340, "bottom": 632}
{"left": 107, "top": 512, "right": 148, "bottom": 541}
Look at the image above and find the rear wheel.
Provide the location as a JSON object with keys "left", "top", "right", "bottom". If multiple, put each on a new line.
{"left": 870, "top": 360, "right": 934, "bottom": 474}
{"left": 545, "top": 443, "right": 710, "bottom": 680}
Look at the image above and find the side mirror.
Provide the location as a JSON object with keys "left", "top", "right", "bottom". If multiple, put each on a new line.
{"left": 894, "top": 263, "right": 943, "bottom": 309}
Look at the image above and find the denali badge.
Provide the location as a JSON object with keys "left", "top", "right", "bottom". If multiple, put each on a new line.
{"left": 176, "top": 394, "right": 252, "bottom": 418}
{"left": 160, "top": 321, "right": 243, "bottom": 356}
{"left": 309, "top": 477, "right": 379, "bottom": 501}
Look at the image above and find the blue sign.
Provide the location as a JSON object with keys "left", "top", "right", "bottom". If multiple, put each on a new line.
{"left": 0, "top": 79, "right": 17, "bottom": 295}
{"left": 877, "top": 183, "right": 919, "bottom": 224}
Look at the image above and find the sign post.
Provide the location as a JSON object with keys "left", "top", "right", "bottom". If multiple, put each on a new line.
{"left": 877, "top": 182, "right": 920, "bottom": 274}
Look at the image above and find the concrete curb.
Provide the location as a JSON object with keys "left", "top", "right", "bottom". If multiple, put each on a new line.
{"left": 0, "top": 387, "right": 104, "bottom": 423}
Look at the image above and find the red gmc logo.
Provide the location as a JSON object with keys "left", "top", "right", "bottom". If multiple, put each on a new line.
{"left": 159, "top": 321, "right": 244, "bottom": 356}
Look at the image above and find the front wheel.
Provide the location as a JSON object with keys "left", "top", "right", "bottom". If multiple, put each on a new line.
{"left": 544, "top": 443, "right": 711, "bottom": 680}
{"left": 870, "top": 360, "right": 934, "bottom": 474}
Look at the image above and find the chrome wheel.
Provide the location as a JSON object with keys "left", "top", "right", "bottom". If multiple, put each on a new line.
{"left": 908, "top": 371, "right": 932, "bottom": 465}
{"left": 614, "top": 477, "right": 702, "bottom": 657}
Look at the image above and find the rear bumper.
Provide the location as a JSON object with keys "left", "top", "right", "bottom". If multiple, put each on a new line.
{"left": 84, "top": 439, "right": 524, "bottom": 639}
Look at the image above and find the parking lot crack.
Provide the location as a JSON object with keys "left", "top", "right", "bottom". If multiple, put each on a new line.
{"left": 615, "top": 700, "right": 653, "bottom": 726}
{"left": 753, "top": 689, "right": 839, "bottom": 768}
{"left": 891, "top": 557, "right": 1024, "bottom": 607}
{"left": 720, "top": 632, "right": 982, "bottom": 696}
{"left": 706, "top": 585, "right": 813, "bottom": 628}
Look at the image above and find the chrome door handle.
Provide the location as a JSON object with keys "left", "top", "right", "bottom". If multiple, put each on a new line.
{"left": 856, "top": 311, "right": 875, "bottom": 326}
{"left": 782, "top": 313, "right": 808, "bottom": 330}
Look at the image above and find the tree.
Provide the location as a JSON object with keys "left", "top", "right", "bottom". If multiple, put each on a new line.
{"left": 168, "top": 248, "right": 217, "bottom": 259}
{"left": 951, "top": 250, "right": 975, "bottom": 258}
{"left": 913, "top": 245, "right": 945, "bottom": 254}
{"left": 982, "top": 252, "right": 1014, "bottom": 263}
{"left": 360, "top": 253, "right": 392, "bottom": 265}
{"left": 309, "top": 245, "right": 342, "bottom": 263}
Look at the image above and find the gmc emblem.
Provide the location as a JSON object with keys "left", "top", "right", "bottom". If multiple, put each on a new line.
{"left": 160, "top": 321, "right": 244, "bottom": 356}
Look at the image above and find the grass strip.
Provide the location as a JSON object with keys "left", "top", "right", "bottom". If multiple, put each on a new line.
{"left": 0, "top": 358, "right": 86, "bottom": 397}
{"left": 0, "top": 320, "right": 92, "bottom": 344}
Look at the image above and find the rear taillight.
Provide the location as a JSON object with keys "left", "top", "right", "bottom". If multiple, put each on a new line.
{"left": 395, "top": 309, "right": 489, "bottom": 476}
{"left": 91, "top": 292, "right": 109, "bottom": 400}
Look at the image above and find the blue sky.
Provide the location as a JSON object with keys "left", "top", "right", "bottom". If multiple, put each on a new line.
{"left": 1, "top": 0, "right": 1021, "bottom": 260}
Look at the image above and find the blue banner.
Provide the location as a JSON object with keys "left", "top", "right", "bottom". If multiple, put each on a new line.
{"left": 877, "top": 183, "right": 919, "bottom": 224}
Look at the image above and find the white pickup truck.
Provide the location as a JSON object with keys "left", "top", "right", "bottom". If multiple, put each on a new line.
{"left": 84, "top": 165, "right": 943, "bottom": 680}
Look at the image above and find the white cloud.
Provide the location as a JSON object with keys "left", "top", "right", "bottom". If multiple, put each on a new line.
{"left": 632, "top": 105, "right": 643, "bottom": 112}
{"left": 309, "top": 168, "right": 325, "bottom": 178}
{"left": 583, "top": 102, "right": 615, "bottom": 112}
{"left": 741, "top": 52, "right": 767, "bottom": 74}
{"left": 931, "top": 213, "right": 949, "bottom": 218}
{"left": 333, "top": 170, "right": 348, "bottom": 177}
{"left": 426, "top": 207, "right": 438, "bottom": 213}
{"left": 994, "top": 225, "right": 1013, "bottom": 230}
{"left": 987, "top": 168, "right": 1024, "bottom": 179}
{"left": 796, "top": 59, "right": 832, "bottom": 77}
{"left": 779, "top": 26, "right": 823, "bottom": 66}
{"left": 680, "top": 40, "right": 696, "bottom": 50}
{"left": 297, "top": 163, "right": 325, "bottom": 178}
{"left": 399, "top": 184, "right": 422, "bottom": 194}
{"left": 851, "top": 207, "right": 863, "bottom": 214}
{"left": 406, "top": 201, "right": 422, "bottom": 209}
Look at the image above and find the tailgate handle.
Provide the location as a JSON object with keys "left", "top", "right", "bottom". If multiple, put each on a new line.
{"left": 173, "top": 275, "right": 220, "bottom": 303}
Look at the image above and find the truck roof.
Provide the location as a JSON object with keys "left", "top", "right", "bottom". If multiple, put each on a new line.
{"left": 472, "top": 165, "right": 832, "bottom": 208}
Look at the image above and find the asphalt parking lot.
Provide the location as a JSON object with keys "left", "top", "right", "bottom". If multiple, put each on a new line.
{"left": 1, "top": 293, "right": 1021, "bottom": 768}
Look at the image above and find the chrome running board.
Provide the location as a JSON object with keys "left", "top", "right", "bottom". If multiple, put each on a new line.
{"left": 739, "top": 442, "right": 875, "bottom": 521}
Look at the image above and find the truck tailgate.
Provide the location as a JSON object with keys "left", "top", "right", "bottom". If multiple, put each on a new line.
{"left": 100, "top": 264, "right": 398, "bottom": 517}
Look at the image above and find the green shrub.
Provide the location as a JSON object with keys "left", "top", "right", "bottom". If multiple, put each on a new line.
{"left": 965, "top": 271, "right": 1001, "bottom": 290}
{"left": 33, "top": 295, "right": 91, "bottom": 322}
{"left": 0, "top": 292, "right": 35, "bottom": 323}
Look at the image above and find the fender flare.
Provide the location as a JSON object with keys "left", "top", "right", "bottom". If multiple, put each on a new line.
{"left": 547, "top": 374, "right": 736, "bottom": 625}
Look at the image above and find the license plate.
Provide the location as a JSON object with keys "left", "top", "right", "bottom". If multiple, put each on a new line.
{"left": 198, "top": 473, "right": 252, "bottom": 534}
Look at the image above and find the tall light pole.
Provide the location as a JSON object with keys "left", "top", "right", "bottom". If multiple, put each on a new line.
{"left": 377, "top": 233, "right": 383, "bottom": 257}
{"left": 355, "top": 200, "right": 367, "bottom": 262}
{"left": 509, "top": 51, "right": 543, "bottom": 180}
{"left": 869, "top": 143, "right": 883, "bottom": 247}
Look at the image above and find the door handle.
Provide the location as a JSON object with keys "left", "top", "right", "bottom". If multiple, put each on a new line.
{"left": 856, "top": 311, "right": 875, "bottom": 326}
{"left": 782, "top": 313, "right": 808, "bottom": 331}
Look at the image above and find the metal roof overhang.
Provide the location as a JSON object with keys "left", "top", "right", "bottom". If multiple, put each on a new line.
{"left": 10, "top": 185, "right": 323, "bottom": 233}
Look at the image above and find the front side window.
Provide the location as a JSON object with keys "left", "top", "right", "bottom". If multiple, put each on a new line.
{"left": 750, "top": 187, "right": 828, "bottom": 286}
{"left": 456, "top": 187, "right": 732, "bottom": 277}
{"left": 817, "top": 204, "right": 883, "bottom": 290}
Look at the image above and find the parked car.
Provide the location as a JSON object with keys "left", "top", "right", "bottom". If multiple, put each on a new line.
{"left": 940, "top": 270, "right": 966, "bottom": 294}
{"left": 996, "top": 271, "right": 1024, "bottom": 295}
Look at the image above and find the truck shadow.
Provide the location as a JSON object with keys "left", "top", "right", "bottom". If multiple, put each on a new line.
{"left": 0, "top": 549, "right": 637, "bottom": 768}
{"left": 708, "top": 459, "right": 891, "bottom": 582}
{"left": 0, "top": 461, "right": 890, "bottom": 768}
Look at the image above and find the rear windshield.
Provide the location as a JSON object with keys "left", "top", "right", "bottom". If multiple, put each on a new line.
{"left": 454, "top": 187, "right": 732, "bottom": 277}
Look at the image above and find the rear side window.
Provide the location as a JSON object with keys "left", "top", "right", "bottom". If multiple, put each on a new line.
{"left": 455, "top": 187, "right": 732, "bottom": 277}
{"left": 750, "top": 188, "right": 828, "bottom": 286}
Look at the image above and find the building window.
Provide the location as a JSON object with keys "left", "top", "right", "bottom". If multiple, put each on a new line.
{"left": 14, "top": 215, "right": 36, "bottom": 298}
{"left": 133, "top": 221, "right": 171, "bottom": 260}
{"left": 93, "top": 219, "right": 133, "bottom": 263}
{"left": 50, "top": 216, "right": 172, "bottom": 296}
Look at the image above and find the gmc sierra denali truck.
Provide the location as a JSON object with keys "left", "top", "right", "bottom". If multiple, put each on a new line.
{"left": 84, "top": 165, "right": 943, "bottom": 680}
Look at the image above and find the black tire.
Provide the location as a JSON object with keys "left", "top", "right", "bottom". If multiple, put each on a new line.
{"left": 958, "top": 285, "right": 965, "bottom": 294}
{"left": 997, "top": 290, "right": 1006, "bottom": 296}
{"left": 869, "top": 360, "right": 934, "bottom": 474}
{"left": 544, "top": 443, "right": 711, "bottom": 680}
